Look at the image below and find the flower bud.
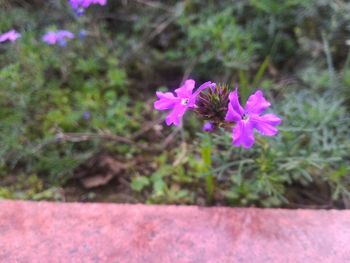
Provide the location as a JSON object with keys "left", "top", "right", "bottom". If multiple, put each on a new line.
{"left": 195, "top": 84, "right": 230, "bottom": 126}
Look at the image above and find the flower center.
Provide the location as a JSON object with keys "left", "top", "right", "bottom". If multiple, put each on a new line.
{"left": 242, "top": 113, "right": 249, "bottom": 121}
{"left": 181, "top": 98, "right": 189, "bottom": 105}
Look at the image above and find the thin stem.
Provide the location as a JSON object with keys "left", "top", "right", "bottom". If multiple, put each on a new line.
{"left": 201, "top": 134, "right": 215, "bottom": 203}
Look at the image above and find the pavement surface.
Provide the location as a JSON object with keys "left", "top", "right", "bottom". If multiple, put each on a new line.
{"left": 0, "top": 201, "right": 349, "bottom": 262}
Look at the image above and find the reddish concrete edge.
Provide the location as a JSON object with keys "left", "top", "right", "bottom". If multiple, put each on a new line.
{"left": 0, "top": 201, "right": 350, "bottom": 263}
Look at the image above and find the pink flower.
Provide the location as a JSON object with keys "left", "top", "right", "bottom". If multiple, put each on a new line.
{"left": 42, "top": 30, "right": 74, "bottom": 46}
{"left": 154, "top": 79, "right": 216, "bottom": 126}
{"left": 69, "top": 0, "right": 107, "bottom": 15}
{"left": 91, "top": 0, "right": 107, "bottom": 5}
{"left": 0, "top": 30, "right": 21, "bottom": 43}
{"left": 225, "top": 89, "right": 281, "bottom": 148}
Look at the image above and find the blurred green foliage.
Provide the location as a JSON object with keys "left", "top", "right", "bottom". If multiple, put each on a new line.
{"left": 0, "top": 0, "right": 349, "bottom": 207}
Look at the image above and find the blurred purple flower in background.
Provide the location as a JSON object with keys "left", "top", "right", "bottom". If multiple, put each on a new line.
{"left": 225, "top": 89, "right": 281, "bottom": 148}
{"left": 82, "top": 111, "right": 91, "bottom": 121}
{"left": 91, "top": 0, "right": 107, "bottom": 5}
{"left": 42, "top": 30, "right": 74, "bottom": 46}
{"left": 78, "top": 30, "right": 87, "bottom": 39}
{"left": 0, "top": 30, "right": 21, "bottom": 43}
{"left": 202, "top": 122, "right": 214, "bottom": 132}
{"left": 154, "top": 79, "right": 216, "bottom": 126}
{"left": 69, "top": 0, "right": 107, "bottom": 15}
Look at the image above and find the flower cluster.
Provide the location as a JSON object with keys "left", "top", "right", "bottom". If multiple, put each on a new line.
{"left": 154, "top": 80, "right": 216, "bottom": 126}
{"left": 154, "top": 80, "right": 282, "bottom": 148}
{"left": 0, "top": 30, "right": 21, "bottom": 43}
{"left": 69, "top": 0, "right": 107, "bottom": 16}
{"left": 1, "top": 0, "right": 107, "bottom": 45}
{"left": 42, "top": 30, "right": 75, "bottom": 46}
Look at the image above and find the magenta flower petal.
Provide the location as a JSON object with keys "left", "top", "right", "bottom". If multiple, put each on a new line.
{"left": 82, "top": 0, "right": 92, "bottom": 8}
{"left": 209, "top": 83, "right": 217, "bottom": 92}
{"left": 0, "top": 30, "right": 21, "bottom": 43}
{"left": 232, "top": 121, "right": 255, "bottom": 148}
{"left": 92, "top": 0, "right": 107, "bottom": 5}
{"left": 175, "top": 79, "right": 195, "bottom": 98}
{"left": 42, "top": 32, "right": 57, "bottom": 44}
{"left": 69, "top": 0, "right": 107, "bottom": 14}
{"left": 250, "top": 114, "right": 282, "bottom": 136}
{"left": 225, "top": 88, "right": 281, "bottom": 148}
{"left": 225, "top": 89, "right": 244, "bottom": 122}
{"left": 225, "top": 102, "right": 242, "bottom": 122}
{"left": 154, "top": 79, "right": 215, "bottom": 126}
{"left": 42, "top": 30, "right": 74, "bottom": 45}
{"left": 191, "top": 81, "right": 216, "bottom": 102}
{"left": 245, "top": 90, "right": 271, "bottom": 115}
{"left": 165, "top": 104, "right": 187, "bottom": 126}
{"left": 58, "top": 30, "right": 74, "bottom": 39}
{"left": 154, "top": 92, "right": 177, "bottom": 110}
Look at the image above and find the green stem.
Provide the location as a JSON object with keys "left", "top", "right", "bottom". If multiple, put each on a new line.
{"left": 205, "top": 173, "right": 214, "bottom": 203}
{"left": 201, "top": 135, "right": 215, "bottom": 203}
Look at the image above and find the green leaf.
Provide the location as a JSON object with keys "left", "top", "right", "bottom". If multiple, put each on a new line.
{"left": 131, "top": 176, "right": 150, "bottom": 192}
